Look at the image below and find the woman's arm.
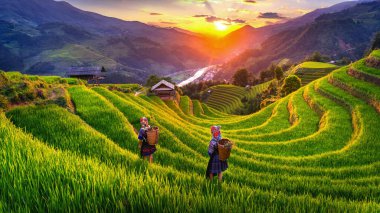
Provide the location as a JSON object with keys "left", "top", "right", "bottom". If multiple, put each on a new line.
{"left": 208, "top": 140, "right": 216, "bottom": 156}
{"left": 138, "top": 129, "right": 144, "bottom": 149}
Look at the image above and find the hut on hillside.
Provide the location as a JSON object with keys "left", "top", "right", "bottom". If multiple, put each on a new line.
{"left": 151, "top": 80, "right": 176, "bottom": 101}
{"left": 67, "top": 66, "right": 105, "bottom": 82}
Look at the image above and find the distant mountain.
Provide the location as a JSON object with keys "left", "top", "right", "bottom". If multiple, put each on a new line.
{"left": 219, "top": 0, "right": 370, "bottom": 58}
{"left": 213, "top": 25, "right": 264, "bottom": 60}
{"left": 215, "top": 0, "right": 380, "bottom": 81}
{"left": 1, "top": 0, "right": 377, "bottom": 83}
{"left": 0, "top": 0, "right": 214, "bottom": 83}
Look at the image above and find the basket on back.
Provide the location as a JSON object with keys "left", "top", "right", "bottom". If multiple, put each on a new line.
{"left": 147, "top": 126, "right": 159, "bottom": 145}
{"left": 218, "top": 139, "right": 233, "bottom": 161}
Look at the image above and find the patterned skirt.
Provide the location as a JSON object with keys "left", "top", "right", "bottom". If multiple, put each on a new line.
{"left": 141, "top": 142, "right": 156, "bottom": 157}
{"left": 206, "top": 154, "right": 228, "bottom": 175}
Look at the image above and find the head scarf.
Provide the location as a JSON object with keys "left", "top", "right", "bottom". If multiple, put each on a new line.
{"left": 140, "top": 117, "right": 149, "bottom": 128}
{"left": 210, "top": 125, "right": 221, "bottom": 140}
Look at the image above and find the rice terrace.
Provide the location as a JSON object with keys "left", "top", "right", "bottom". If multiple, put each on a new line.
{"left": 1, "top": 0, "right": 380, "bottom": 212}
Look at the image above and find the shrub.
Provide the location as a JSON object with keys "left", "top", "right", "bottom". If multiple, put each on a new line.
{"left": 304, "top": 51, "right": 330, "bottom": 62}
{"left": 0, "top": 72, "right": 9, "bottom": 86}
{"left": 59, "top": 79, "right": 68, "bottom": 84}
{"left": 260, "top": 97, "right": 278, "bottom": 108}
{"left": 36, "top": 89, "right": 47, "bottom": 99}
{"left": 281, "top": 75, "right": 301, "bottom": 96}
{"left": 0, "top": 95, "right": 9, "bottom": 110}
{"left": 274, "top": 66, "right": 284, "bottom": 80}
{"left": 232, "top": 69, "right": 249, "bottom": 87}
{"left": 55, "top": 96, "right": 68, "bottom": 108}
{"left": 145, "top": 75, "right": 174, "bottom": 87}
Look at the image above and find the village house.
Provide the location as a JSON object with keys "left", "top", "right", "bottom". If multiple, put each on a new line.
{"left": 67, "top": 66, "right": 105, "bottom": 83}
{"left": 151, "top": 80, "right": 177, "bottom": 101}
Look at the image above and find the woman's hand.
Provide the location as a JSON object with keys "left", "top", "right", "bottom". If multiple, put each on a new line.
{"left": 138, "top": 140, "right": 142, "bottom": 149}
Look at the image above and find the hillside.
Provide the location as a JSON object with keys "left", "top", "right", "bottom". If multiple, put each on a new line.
{"left": 0, "top": 0, "right": 214, "bottom": 82}
{"left": 218, "top": 0, "right": 362, "bottom": 58}
{"left": 204, "top": 82, "right": 272, "bottom": 114}
{"left": 217, "top": 1, "right": 380, "bottom": 81}
{"left": 1, "top": 0, "right": 374, "bottom": 84}
{"left": 1, "top": 50, "right": 379, "bottom": 211}
{"left": 289, "top": 62, "right": 339, "bottom": 86}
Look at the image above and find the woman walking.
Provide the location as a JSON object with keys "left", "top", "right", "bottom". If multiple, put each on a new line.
{"left": 206, "top": 125, "right": 228, "bottom": 181}
{"left": 138, "top": 117, "right": 156, "bottom": 163}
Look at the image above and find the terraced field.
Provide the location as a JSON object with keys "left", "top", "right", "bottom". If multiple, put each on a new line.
{"left": 1, "top": 51, "right": 380, "bottom": 211}
{"left": 290, "top": 62, "right": 338, "bottom": 86}
{"left": 205, "top": 82, "right": 272, "bottom": 113}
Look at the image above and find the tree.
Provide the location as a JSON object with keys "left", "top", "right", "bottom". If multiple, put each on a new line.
{"left": 260, "top": 70, "right": 271, "bottom": 82}
{"left": 274, "top": 66, "right": 284, "bottom": 80}
{"left": 281, "top": 75, "right": 301, "bottom": 96}
{"left": 145, "top": 75, "right": 174, "bottom": 87}
{"left": 101, "top": 66, "right": 106, "bottom": 72}
{"left": 365, "top": 32, "right": 380, "bottom": 56}
{"left": 339, "top": 57, "right": 351, "bottom": 65}
{"left": 370, "top": 32, "right": 380, "bottom": 51}
{"left": 305, "top": 52, "right": 330, "bottom": 62}
{"left": 232, "top": 69, "right": 249, "bottom": 87}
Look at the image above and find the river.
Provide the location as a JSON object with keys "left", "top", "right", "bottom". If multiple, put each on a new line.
{"left": 177, "top": 65, "right": 217, "bottom": 87}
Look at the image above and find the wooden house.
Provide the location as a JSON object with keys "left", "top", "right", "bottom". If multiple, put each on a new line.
{"left": 151, "top": 80, "right": 176, "bottom": 101}
{"left": 67, "top": 66, "right": 105, "bottom": 82}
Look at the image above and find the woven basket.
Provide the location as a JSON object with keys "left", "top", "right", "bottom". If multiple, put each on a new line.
{"left": 218, "top": 139, "right": 233, "bottom": 161}
{"left": 147, "top": 126, "right": 159, "bottom": 145}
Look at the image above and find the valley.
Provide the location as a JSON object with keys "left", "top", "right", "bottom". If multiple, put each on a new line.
{"left": 1, "top": 0, "right": 380, "bottom": 211}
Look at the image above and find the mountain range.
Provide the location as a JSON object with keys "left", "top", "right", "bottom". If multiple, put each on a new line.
{"left": 0, "top": 0, "right": 216, "bottom": 83}
{"left": 0, "top": 0, "right": 379, "bottom": 83}
{"left": 215, "top": 0, "right": 380, "bottom": 81}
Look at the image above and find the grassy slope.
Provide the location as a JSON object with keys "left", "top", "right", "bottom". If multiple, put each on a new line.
{"left": 205, "top": 82, "right": 271, "bottom": 113}
{"left": 370, "top": 50, "right": 380, "bottom": 58}
{"left": 298, "top": 62, "right": 338, "bottom": 69}
{"left": 1, "top": 51, "right": 380, "bottom": 211}
{"left": 291, "top": 62, "right": 339, "bottom": 86}
{"left": 24, "top": 44, "right": 119, "bottom": 75}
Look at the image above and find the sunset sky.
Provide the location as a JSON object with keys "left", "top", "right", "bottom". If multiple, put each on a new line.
{"left": 62, "top": 0, "right": 351, "bottom": 37}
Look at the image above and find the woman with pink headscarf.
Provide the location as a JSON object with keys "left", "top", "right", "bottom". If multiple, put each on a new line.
{"left": 138, "top": 117, "right": 156, "bottom": 163}
{"left": 206, "top": 125, "right": 228, "bottom": 181}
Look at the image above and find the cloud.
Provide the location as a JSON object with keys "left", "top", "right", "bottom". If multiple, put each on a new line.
{"left": 205, "top": 16, "right": 223, "bottom": 23}
{"left": 160, "top": 21, "right": 176, "bottom": 25}
{"left": 244, "top": 0, "right": 256, "bottom": 3}
{"left": 233, "top": 19, "right": 246, "bottom": 24}
{"left": 258, "top": 12, "right": 285, "bottom": 19}
{"left": 193, "top": 15, "right": 246, "bottom": 24}
{"left": 150, "top": 12, "right": 163, "bottom": 15}
{"left": 193, "top": 14, "right": 208, "bottom": 17}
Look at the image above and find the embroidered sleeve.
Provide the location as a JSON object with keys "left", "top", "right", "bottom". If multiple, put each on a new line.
{"left": 208, "top": 140, "right": 217, "bottom": 156}
{"left": 138, "top": 128, "right": 145, "bottom": 140}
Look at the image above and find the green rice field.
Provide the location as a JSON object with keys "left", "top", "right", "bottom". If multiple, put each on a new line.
{"left": 1, "top": 50, "right": 380, "bottom": 212}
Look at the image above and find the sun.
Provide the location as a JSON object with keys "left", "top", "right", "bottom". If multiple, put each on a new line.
{"left": 214, "top": 21, "right": 228, "bottom": 31}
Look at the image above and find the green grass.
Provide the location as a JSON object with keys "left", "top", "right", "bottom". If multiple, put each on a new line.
{"left": 351, "top": 59, "right": 380, "bottom": 78}
{"left": 40, "top": 76, "right": 84, "bottom": 85}
{"left": 192, "top": 100, "right": 204, "bottom": 117}
{"left": 68, "top": 86, "right": 138, "bottom": 151}
{"left": 205, "top": 82, "right": 271, "bottom": 113}
{"left": 1, "top": 50, "right": 380, "bottom": 211}
{"left": 179, "top": 96, "right": 193, "bottom": 115}
{"left": 6, "top": 104, "right": 140, "bottom": 166}
{"left": 298, "top": 62, "right": 338, "bottom": 69}
{"left": 290, "top": 62, "right": 339, "bottom": 86}
{"left": 329, "top": 67, "right": 380, "bottom": 108}
{"left": 95, "top": 84, "right": 142, "bottom": 92}
{"left": 4, "top": 71, "right": 84, "bottom": 85}
{"left": 370, "top": 49, "right": 380, "bottom": 58}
